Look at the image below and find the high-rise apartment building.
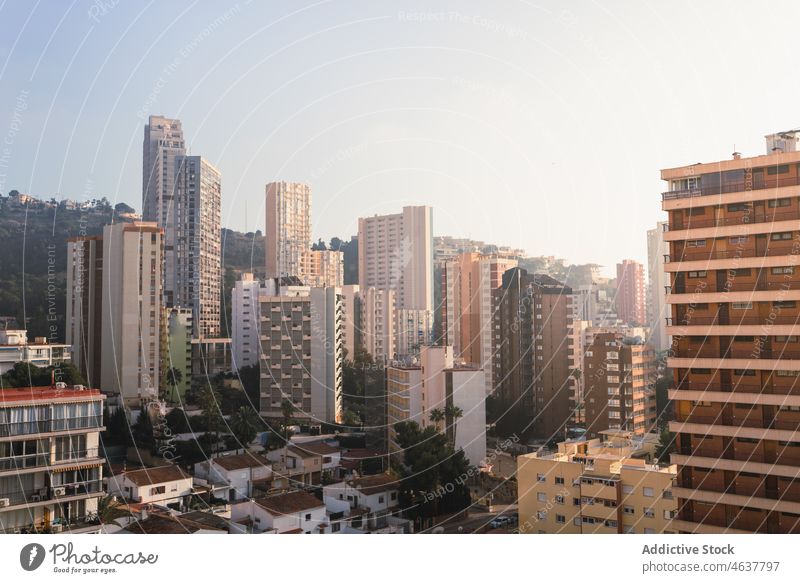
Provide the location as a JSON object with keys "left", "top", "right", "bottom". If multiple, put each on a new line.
{"left": 65, "top": 235, "right": 103, "bottom": 388}
{"left": 615, "top": 260, "right": 646, "bottom": 325}
{"left": 0, "top": 384, "right": 106, "bottom": 533}
{"left": 360, "top": 287, "right": 396, "bottom": 363}
{"left": 663, "top": 132, "right": 800, "bottom": 533}
{"left": 101, "top": 223, "right": 164, "bottom": 405}
{"left": 258, "top": 282, "right": 343, "bottom": 424}
{"left": 340, "top": 284, "right": 360, "bottom": 360}
{"left": 492, "top": 269, "right": 573, "bottom": 440}
{"left": 442, "top": 252, "right": 518, "bottom": 394}
{"left": 517, "top": 431, "right": 676, "bottom": 534}
{"left": 300, "top": 249, "right": 344, "bottom": 287}
{"left": 232, "top": 273, "right": 262, "bottom": 372}
{"left": 173, "top": 155, "right": 222, "bottom": 338}
{"left": 647, "top": 223, "right": 669, "bottom": 351}
{"left": 583, "top": 333, "right": 657, "bottom": 439}
{"left": 68, "top": 223, "right": 164, "bottom": 406}
{"left": 142, "top": 117, "right": 221, "bottom": 338}
{"left": 142, "top": 115, "right": 185, "bottom": 308}
{"left": 358, "top": 206, "right": 434, "bottom": 312}
{"left": 265, "top": 181, "right": 311, "bottom": 278}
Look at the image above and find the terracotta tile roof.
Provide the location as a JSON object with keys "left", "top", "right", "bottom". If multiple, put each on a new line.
{"left": 348, "top": 473, "right": 401, "bottom": 496}
{"left": 0, "top": 385, "right": 104, "bottom": 404}
{"left": 212, "top": 452, "right": 270, "bottom": 471}
{"left": 287, "top": 441, "right": 340, "bottom": 458}
{"left": 254, "top": 491, "right": 324, "bottom": 516}
{"left": 122, "top": 465, "right": 190, "bottom": 486}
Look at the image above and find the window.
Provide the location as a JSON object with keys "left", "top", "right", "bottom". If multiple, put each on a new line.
{"left": 767, "top": 164, "right": 790, "bottom": 175}
{"left": 686, "top": 239, "right": 706, "bottom": 248}
{"left": 573, "top": 498, "right": 581, "bottom": 507}
{"left": 391, "top": 492, "right": 397, "bottom": 501}
{"left": 727, "top": 202, "right": 752, "bottom": 212}
{"left": 537, "top": 473, "right": 546, "bottom": 483}
{"left": 772, "top": 267, "right": 794, "bottom": 275}
{"left": 728, "top": 268, "right": 751, "bottom": 276}
{"left": 729, "top": 236, "right": 748, "bottom": 245}
{"left": 537, "top": 511, "right": 546, "bottom": 520}
{"left": 731, "top": 302, "right": 752, "bottom": 310}
{"left": 623, "top": 506, "right": 635, "bottom": 515}
{"left": 643, "top": 487, "right": 654, "bottom": 497}
{"left": 622, "top": 485, "right": 634, "bottom": 494}
{"left": 771, "top": 232, "right": 793, "bottom": 241}
{"left": 690, "top": 368, "right": 712, "bottom": 374}
{"left": 687, "top": 270, "right": 707, "bottom": 278}
{"left": 555, "top": 495, "right": 565, "bottom": 505}
{"left": 537, "top": 492, "right": 547, "bottom": 502}
{"left": 734, "top": 369, "right": 756, "bottom": 376}
{"left": 305, "top": 513, "right": 311, "bottom": 521}
{"left": 776, "top": 336, "right": 798, "bottom": 342}
{"left": 378, "top": 496, "right": 385, "bottom": 504}
{"left": 555, "top": 514, "right": 566, "bottom": 524}
{"left": 773, "top": 300, "right": 796, "bottom": 308}
{"left": 150, "top": 486, "right": 166, "bottom": 496}
{"left": 644, "top": 508, "right": 655, "bottom": 518}
{"left": 644, "top": 528, "right": 656, "bottom": 534}
{"left": 573, "top": 517, "right": 582, "bottom": 526}
{"left": 555, "top": 476, "right": 565, "bottom": 485}
{"left": 769, "top": 198, "right": 791, "bottom": 208}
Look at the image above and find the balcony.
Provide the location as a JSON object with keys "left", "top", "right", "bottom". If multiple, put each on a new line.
{"left": 666, "top": 208, "right": 800, "bottom": 231}
{"left": 667, "top": 314, "right": 800, "bottom": 326}
{"left": 667, "top": 245, "right": 796, "bottom": 263}
{"left": 662, "top": 173, "right": 800, "bottom": 201}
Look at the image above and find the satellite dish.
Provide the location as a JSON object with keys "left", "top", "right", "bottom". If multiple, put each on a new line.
{"left": 431, "top": 526, "right": 445, "bottom": 534}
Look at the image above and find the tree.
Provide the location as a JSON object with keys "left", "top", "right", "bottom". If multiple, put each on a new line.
{"left": 97, "top": 494, "right": 130, "bottom": 525}
{"left": 196, "top": 384, "right": 224, "bottom": 452}
{"left": 280, "top": 399, "right": 295, "bottom": 443}
{"left": 131, "top": 407, "right": 155, "bottom": 452}
{"left": 229, "top": 406, "right": 262, "bottom": 448}
{"left": 393, "top": 421, "right": 472, "bottom": 520}
{"left": 444, "top": 404, "right": 464, "bottom": 446}
{"left": 654, "top": 427, "right": 677, "bottom": 463}
{"left": 163, "top": 367, "right": 183, "bottom": 402}
{"left": 342, "top": 408, "right": 362, "bottom": 428}
{"left": 428, "top": 408, "right": 445, "bottom": 432}
{"left": 102, "top": 407, "right": 132, "bottom": 446}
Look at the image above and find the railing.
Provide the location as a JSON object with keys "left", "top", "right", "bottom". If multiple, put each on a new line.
{"left": 0, "top": 482, "right": 102, "bottom": 507}
{"left": 662, "top": 173, "right": 800, "bottom": 201}
{"left": 668, "top": 246, "right": 796, "bottom": 262}
{"left": 666, "top": 315, "right": 800, "bottom": 326}
{"left": 667, "top": 209, "right": 800, "bottom": 231}
{"left": 667, "top": 280, "right": 800, "bottom": 294}
{"left": 0, "top": 417, "right": 102, "bottom": 437}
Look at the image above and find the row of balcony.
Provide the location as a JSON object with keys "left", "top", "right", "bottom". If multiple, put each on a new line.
{"left": 666, "top": 245, "right": 797, "bottom": 263}
{"left": 0, "top": 481, "right": 103, "bottom": 508}
{"left": 662, "top": 173, "right": 800, "bottom": 201}
{"left": 668, "top": 280, "right": 800, "bottom": 294}
{"left": 0, "top": 418, "right": 103, "bottom": 438}
{"left": 666, "top": 208, "right": 800, "bottom": 231}
{"left": 0, "top": 449, "right": 100, "bottom": 472}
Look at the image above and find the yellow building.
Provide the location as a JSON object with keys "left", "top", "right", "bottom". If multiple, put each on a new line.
{"left": 517, "top": 431, "right": 676, "bottom": 534}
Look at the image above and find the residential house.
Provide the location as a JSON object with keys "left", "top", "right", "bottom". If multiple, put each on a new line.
{"left": 231, "top": 491, "right": 327, "bottom": 534}
{"left": 106, "top": 465, "right": 193, "bottom": 510}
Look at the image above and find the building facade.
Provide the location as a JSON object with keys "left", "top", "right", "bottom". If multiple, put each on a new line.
{"left": 358, "top": 206, "right": 434, "bottom": 312}
{"left": 583, "top": 333, "right": 657, "bottom": 439}
{"left": 0, "top": 330, "right": 71, "bottom": 376}
{"left": 662, "top": 133, "right": 800, "bottom": 533}
{"left": 360, "top": 287, "right": 396, "bottom": 363}
{"left": 517, "top": 431, "right": 676, "bottom": 534}
{"left": 231, "top": 273, "right": 262, "bottom": 372}
{"left": 65, "top": 235, "right": 103, "bottom": 388}
{"left": 300, "top": 249, "right": 344, "bottom": 288}
{"left": 615, "top": 260, "right": 646, "bottom": 326}
{"left": 265, "top": 181, "right": 311, "bottom": 278}
{"left": 646, "top": 223, "right": 670, "bottom": 351}
{"left": 492, "top": 269, "right": 573, "bottom": 440}
{"left": 0, "top": 385, "right": 105, "bottom": 533}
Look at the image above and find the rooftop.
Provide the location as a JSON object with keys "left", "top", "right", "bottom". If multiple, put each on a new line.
{"left": 211, "top": 452, "right": 270, "bottom": 471}
{"left": 347, "top": 473, "right": 400, "bottom": 496}
{"left": 287, "top": 441, "right": 340, "bottom": 458}
{"left": 254, "top": 491, "right": 324, "bottom": 515}
{"left": 120, "top": 465, "right": 190, "bottom": 487}
{"left": 0, "top": 385, "right": 105, "bottom": 405}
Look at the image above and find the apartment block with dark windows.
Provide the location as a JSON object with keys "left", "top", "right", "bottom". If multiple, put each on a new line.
{"left": 492, "top": 268, "right": 573, "bottom": 441}
{"left": 583, "top": 332, "right": 657, "bottom": 439}
{"left": 662, "top": 131, "right": 800, "bottom": 534}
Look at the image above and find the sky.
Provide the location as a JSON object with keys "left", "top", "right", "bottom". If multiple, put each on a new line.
{"left": 1, "top": 0, "right": 799, "bottom": 275}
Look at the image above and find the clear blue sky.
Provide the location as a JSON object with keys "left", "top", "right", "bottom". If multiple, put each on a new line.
{"left": 1, "top": 0, "right": 798, "bottom": 274}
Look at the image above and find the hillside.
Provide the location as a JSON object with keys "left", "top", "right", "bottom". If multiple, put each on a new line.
{"left": 0, "top": 192, "right": 264, "bottom": 341}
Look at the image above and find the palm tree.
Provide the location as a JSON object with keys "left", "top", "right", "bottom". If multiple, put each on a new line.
{"left": 163, "top": 367, "right": 183, "bottom": 402}
{"left": 444, "top": 404, "right": 464, "bottom": 447}
{"left": 229, "top": 406, "right": 262, "bottom": 450}
{"left": 428, "top": 408, "right": 445, "bottom": 432}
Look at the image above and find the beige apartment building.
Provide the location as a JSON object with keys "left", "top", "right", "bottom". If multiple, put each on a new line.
{"left": 67, "top": 222, "right": 163, "bottom": 406}
{"left": 265, "top": 181, "right": 312, "bottom": 278}
{"left": 517, "top": 431, "right": 676, "bottom": 534}
{"left": 360, "top": 286, "right": 396, "bottom": 363}
{"left": 358, "top": 206, "right": 433, "bottom": 312}
{"left": 442, "top": 252, "right": 518, "bottom": 394}
{"left": 616, "top": 259, "right": 646, "bottom": 325}
{"left": 300, "top": 249, "right": 344, "bottom": 287}
{"left": 662, "top": 132, "right": 800, "bottom": 534}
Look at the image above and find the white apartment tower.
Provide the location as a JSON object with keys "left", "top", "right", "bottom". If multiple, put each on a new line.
{"left": 173, "top": 155, "right": 222, "bottom": 338}
{"left": 265, "top": 181, "right": 312, "bottom": 278}
{"left": 231, "top": 273, "right": 261, "bottom": 372}
{"left": 360, "top": 287, "right": 396, "bottom": 363}
{"left": 646, "top": 222, "right": 669, "bottom": 351}
{"left": 142, "top": 115, "right": 185, "bottom": 309}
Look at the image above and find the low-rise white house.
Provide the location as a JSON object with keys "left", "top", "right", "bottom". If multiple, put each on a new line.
{"left": 230, "top": 491, "right": 327, "bottom": 534}
{"left": 323, "top": 474, "right": 412, "bottom": 533}
{"left": 106, "top": 465, "right": 193, "bottom": 510}
{"left": 194, "top": 452, "right": 273, "bottom": 502}
{"left": 266, "top": 441, "right": 343, "bottom": 486}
